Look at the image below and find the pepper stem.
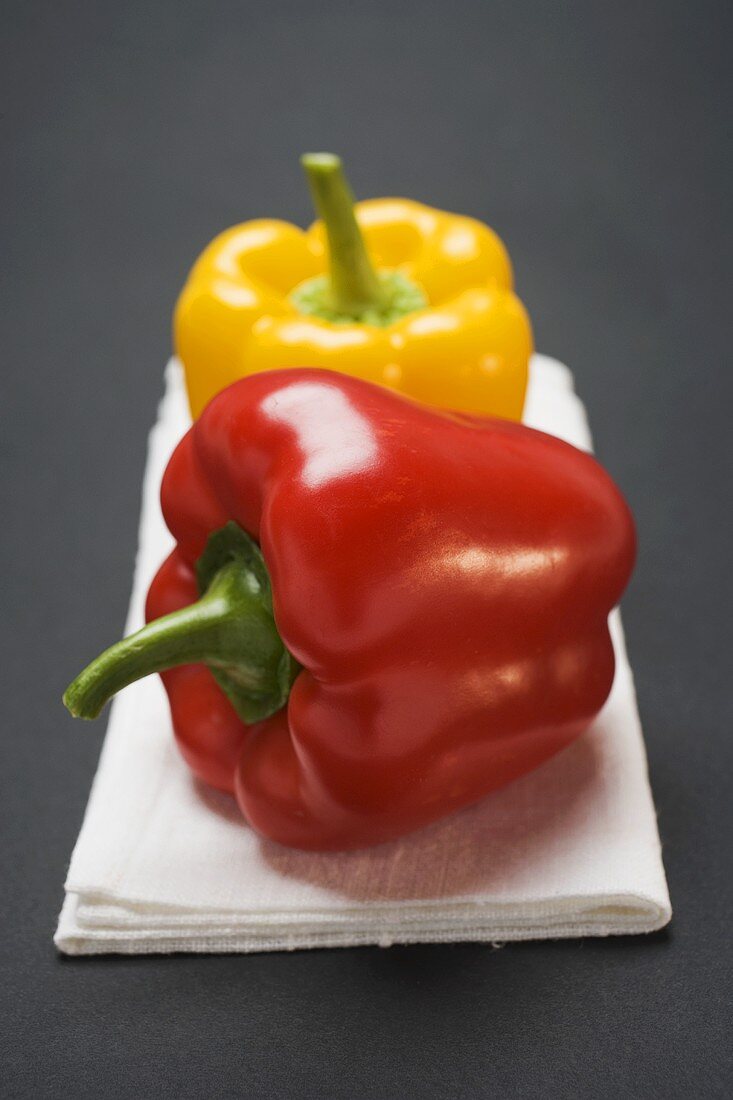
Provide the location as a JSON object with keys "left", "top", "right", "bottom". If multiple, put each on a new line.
{"left": 301, "top": 153, "right": 385, "bottom": 315}
{"left": 63, "top": 524, "right": 298, "bottom": 724}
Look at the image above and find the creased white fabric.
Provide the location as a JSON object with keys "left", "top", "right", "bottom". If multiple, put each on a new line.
{"left": 55, "top": 356, "right": 671, "bottom": 955}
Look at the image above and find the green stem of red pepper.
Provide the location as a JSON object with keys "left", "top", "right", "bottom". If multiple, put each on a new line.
{"left": 63, "top": 524, "right": 298, "bottom": 724}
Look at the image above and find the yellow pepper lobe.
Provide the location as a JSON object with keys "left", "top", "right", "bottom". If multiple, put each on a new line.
{"left": 175, "top": 154, "right": 533, "bottom": 420}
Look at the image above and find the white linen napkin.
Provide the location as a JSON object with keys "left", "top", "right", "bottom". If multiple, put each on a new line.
{"left": 55, "top": 356, "right": 671, "bottom": 955}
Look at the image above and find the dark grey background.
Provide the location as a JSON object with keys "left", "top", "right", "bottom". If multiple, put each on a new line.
{"left": 2, "top": 1, "right": 731, "bottom": 1096}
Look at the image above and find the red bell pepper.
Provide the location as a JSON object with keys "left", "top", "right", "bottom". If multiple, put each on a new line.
{"left": 64, "top": 369, "right": 635, "bottom": 851}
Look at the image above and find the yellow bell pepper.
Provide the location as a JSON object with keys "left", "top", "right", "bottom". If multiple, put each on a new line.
{"left": 175, "top": 154, "right": 533, "bottom": 420}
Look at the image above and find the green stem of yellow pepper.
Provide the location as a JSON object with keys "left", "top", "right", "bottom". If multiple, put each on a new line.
{"left": 293, "top": 154, "right": 427, "bottom": 327}
{"left": 300, "top": 153, "right": 386, "bottom": 315}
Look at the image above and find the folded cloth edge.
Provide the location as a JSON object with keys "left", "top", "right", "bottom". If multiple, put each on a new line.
{"left": 57, "top": 890, "right": 670, "bottom": 955}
